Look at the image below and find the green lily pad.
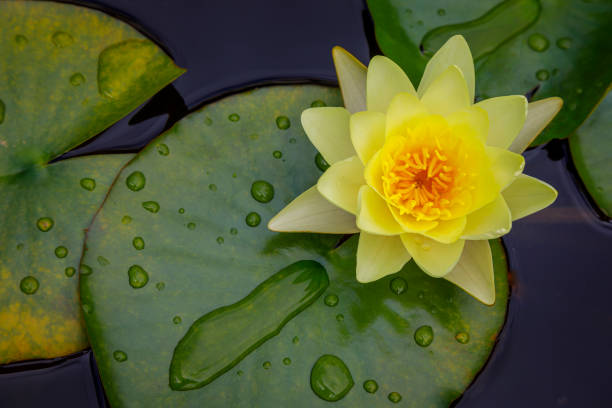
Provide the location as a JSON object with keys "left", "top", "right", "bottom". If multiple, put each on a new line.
{"left": 81, "top": 85, "right": 508, "bottom": 407}
{"left": 367, "top": 0, "right": 612, "bottom": 145}
{"left": 0, "top": 1, "right": 184, "bottom": 363}
{"left": 569, "top": 90, "right": 612, "bottom": 216}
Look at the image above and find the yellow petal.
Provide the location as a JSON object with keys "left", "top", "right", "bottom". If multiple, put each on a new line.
{"left": 268, "top": 186, "right": 359, "bottom": 233}
{"left": 462, "top": 195, "right": 511, "bottom": 239}
{"left": 446, "top": 106, "right": 489, "bottom": 144}
{"left": 421, "top": 65, "right": 471, "bottom": 116}
{"left": 332, "top": 46, "right": 367, "bottom": 114}
{"left": 367, "top": 55, "right": 417, "bottom": 113}
{"left": 509, "top": 97, "right": 563, "bottom": 153}
{"left": 422, "top": 216, "right": 467, "bottom": 243}
{"left": 502, "top": 174, "right": 558, "bottom": 221}
{"left": 486, "top": 146, "right": 525, "bottom": 191}
{"left": 418, "top": 35, "right": 475, "bottom": 102}
{"left": 350, "top": 111, "right": 386, "bottom": 165}
{"left": 301, "top": 107, "right": 355, "bottom": 165}
{"left": 385, "top": 92, "right": 429, "bottom": 139}
{"left": 444, "top": 240, "right": 495, "bottom": 305}
{"left": 356, "top": 233, "right": 411, "bottom": 283}
{"left": 476, "top": 95, "right": 527, "bottom": 149}
{"left": 317, "top": 155, "right": 364, "bottom": 215}
{"left": 356, "top": 185, "right": 404, "bottom": 235}
{"left": 364, "top": 149, "right": 384, "bottom": 194}
{"left": 400, "top": 234, "right": 465, "bottom": 277}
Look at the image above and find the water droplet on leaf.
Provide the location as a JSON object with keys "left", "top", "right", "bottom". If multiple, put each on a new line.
{"left": 142, "top": 201, "right": 160, "bottom": 213}
{"left": 52, "top": 31, "right": 73, "bottom": 48}
{"left": 437, "top": 8, "right": 446, "bottom": 16}
{"left": 363, "top": 379, "right": 378, "bottom": 393}
{"left": 455, "top": 332, "right": 470, "bottom": 344}
{"left": 128, "top": 265, "right": 149, "bottom": 288}
{"left": 324, "top": 294, "right": 339, "bottom": 307}
{"left": 113, "top": 350, "right": 127, "bottom": 362}
{"left": 121, "top": 215, "right": 132, "bottom": 225}
{"left": 126, "top": 171, "right": 146, "bottom": 191}
{"left": 20, "top": 276, "right": 39, "bottom": 295}
{"left": 251, "top": 180, "right": 274, "bottom": 203}
{"left": 156, "top": 143, "right": 169, "bottom": 156}
{"left": 273, "top": 150, "right": 282, "bottom": 159}
{"left": 315, "top": 153, "right": 330, "bottom": 171}
{"left": 156, "top": 282, "right": 165, "bottom": 291}
{"left": 310, "top": 354, "right": 354, "bottom": 402}
{"left": 65, "top": 267, "right": 76, "bottom": 277}
{"left": 292, "top": 336, "right": 299, "bottom": 345}
{"left": 336, "top": 314, "right": 344, "bottom": 322}
{"left": 36, "top": 217, "right": 54, "bottom": 232}
{"left": 263, "top": 361, "right": 271, "bottom": 369}
{"left": 388, "top": 392, "right": 402, "bottom": 403}
{"left": 173, "top": 316, "right": 182, "bottom": 325}
{"left": 187, "top": 222, "right": 196, "bottom": 230}
{"left": 54, "top": 246, "right": 68, "bottom": 258}
{"left": 556, "top": 37, "right": 572, "bottom": 49}
{"left": 230, "top": 227, "right": 238, "bottom": 235}
{"left": 528, "top": 33, "right": 549, "bottom": 52}
{"left": 275, "top": 115, "right": 290, "bottom": 129}
{"left": 80, "top": 264, "right": 93, "bottom": 275}
{"left": 208, "top": 184, "right": 217, "bottom": 191}
{"left": 14, "top": 34, "right": 28, "bottom": 47}
{"left": 80, "top": 178, "right": 96, "bottom": 191}
{"left": 389, "top": 277, "right": 407, "bottom": 295}
{"left": 228, "top": 113, "right": 240, "bottom": 122}
{"left": 216, "top": 236, "right": 224, "bottom": 245}
{"left": 132, "top": 236, "right": 145, "bottom": 250}
{"left": 536, "top": 69, "right": 550, "bottom": 81}
{"left": 311, "top": 100, "right": 326, "bottom": 107}
{"left": 245, "top": 212, "right": 261, "bottom": 227}
{"left": 414, "top": 325, "right": 434, "bottom": 347}
{"left": 70, "top": 73, "right": 85, "bottom": 86}
{"left": 283, "top": 357, "right": 291, "bottom": 366}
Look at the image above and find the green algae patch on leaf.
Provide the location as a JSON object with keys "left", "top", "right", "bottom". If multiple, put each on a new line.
{"left": 569, "top": 90, "right": 612, "bottom": 217}
{"left": 80, "top": 85, "right": 508, "bottom": 407}
{"left": 367, "top": 0, "right": 612, "bottom": 146}
{"left": 0, "top": 1, "right": 185, "bottom": 177}
{"left": 0, "top": 154, "right": 132, "bottom": 364}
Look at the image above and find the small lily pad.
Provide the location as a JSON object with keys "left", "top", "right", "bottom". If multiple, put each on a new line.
{"left": 81, "top": 85, "right": 508, "bottom": 407}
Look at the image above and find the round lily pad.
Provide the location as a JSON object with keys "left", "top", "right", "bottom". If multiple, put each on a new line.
{"left": 81, "top": 85, "right": 508, "bottom": 407}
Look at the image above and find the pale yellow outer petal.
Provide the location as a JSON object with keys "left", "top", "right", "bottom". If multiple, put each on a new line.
{"left": 444, "top": 240, "right": 495, "bottom": 305}
{"left": 462, "top": 195, "right": 511, "bottom": 240}
{"left": 421, "top": 216, "right": 467, "bottom": 243}
{"left": 268, "top": 186, "right": 359, "bottom": 233}
{"left": 301, "top": 107, "right": 355, "bottom": 165}
{"left": 385, "top": 92, "right": 429, "bottom": 139}
{"left": 356, "top": 185, "right": 404, "bottom": 235}
{"left": 485, "top": 146, "right": 525, "bottom": 191}
{"left": 420, "top": 65, "right": 471, "bottom": 117}
{"left": 350, "top": 111, "right": 386, "bottom": 165}
{"left": 476, "top": 95, "right": 527, "bottom": 149}
{"left": 364, "top": 149, "right": 384, "bottom": 194}
{"left": 367, "top": 55, "right": 417, "bottom": 113}
{"left": 446, "top": 106, "right": 489, "bottom": 144}
{"left": 332, "top": 46, "right": 367, "bottom": 114}
{"left": 509, "top": 97, "right": 563, "bottom": 153}
{"left": 317, "top": 155, "right": 364, "bottom": 215}
{"left": 356, "top": 232, "right": 412, "bottom": 283}
{"left": 400, "top": 234, "right": 465, "bottom": 277}
{"left": 502, "top": 174, "right": 558, "bottom": 221}
{"left": 417, "top": 34, "right": 475, "bottom": 102}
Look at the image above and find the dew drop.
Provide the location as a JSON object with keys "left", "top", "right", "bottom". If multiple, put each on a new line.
{"left": 263, "top": 361, "right": 271, "bottom": 369}
{"left": 113, "top": 350, "right": 128, "bottom": 362}
{"left": 275, "top": 115, "right": 291, "bottom": 129}
{"left": 527, "top": 33, "right": 549, "bottom": 52}
{"left": 292, "top": 336, "right": 300, "bottom": 345}
{"left": 273, "top": 150, "right": 282, "bottom": 159}
{"left": 187, "top": 222, "right": 196, "bottom": 230}
{"left": 208, "top": 183, "right": 217, "bottom": 191}
{"left": 156, "top": 282, "right": 166, "bottom": 291}
{"left": 230, "top": 227, "right": 238, "bottom": 235}
{"left": 20, "top": 276, "right": 39, "bottom": 295}
{"left": 245, "top": 212, "right": 261, "bottom": 227}
{"left": 536, "top": 69, "right": 550, "bottom": 81}
{"left": 65, "top": 267, "right": 76, "bottom": 277}
{"left": 455, "top": 332, "right": 470, "bottom": 344}
{"left": 178, "top": 208, "right": 185, "bottom": 214}
{"left": 121, "top": 215, "right": 132, "bottom": 225}
{"left": 80, "top": 264, "right": 93, "bottom": 275}
{"left": 54, "top": 246, "right": 68, "bottom": 258}
{"left": 16, "top": 243, "right": 24, "bottom": 250}
{"left": 437, "top": 8, "right": 446, "bottom": 16}
{"left": 311, "top": 100, "right": 326, "bottom": 107}
{"left": 36, "top": 217, "right": 54, "bottom": 232}
{"left": 289, "top": 138, "right": 297, "bottom": 144}
{"left": 128, "top": 265, "right": 149, "bottom": 289}
{"left": 363, "top": 379, "right": 378, "bottom": 393}
{"left": 310, "top": 354, "right": 354, "bottom": 402}
{"left": 204, "top": 116, "right": 213, "bottom": 126}
{"left": 556, "top": 37, "right": 572, "bottom": 49}
{"left": 228, "top": 113, "right": 240, "bottom": 122}
{"left": 336, "top": 313, "right": 344, "bottom": 322}
{"left": 414, "top": 325, "right": 434, "bottom": 347}
{"left": 388, "top": 392, "right": 402, "bottom": 403}
{"left": 324, "top": 294, "right": 339, "bottom": 307}
{"left": 142, "top": 201, "right": 160, "bottom": 213}
{"left": 70, "top": 73, "right": 85, "bottom": 86}
{"left": 156, "top": 143, "right": 170, "bottom": 156}
{"left": 132, "top": 236, "right": 145, "bottom": 250}
{"left": 126, "top": 171, "right": 146, "bottom": 191}
{"left": 389, "top": 277, "right": 407, "bottom": 295}
{"left": 80, "top": 177, "right": 96, "bottom": 191}
{"left": 0, "top": 99, "right": 5, "bottom": 124}
{"left": 52, "top": 31, "right": 74, "bottom": 48}
{"left": 14, "top": 34, "right": 28, "bottom": 47}
{"left": 237, "top": 370, "right": 244, "bottom": 376}
{"left": 315, "top": 153, "right": 330, "bottom": 171}
{"left": 283, "top": 357, "right": 292, "bottom": 366}
{"left": 173, "top": 316, "right": 182, "bottom": 325}
{"left": 216, "top": 236, "right": 224, "bottom": 245}
{"left": 250, "top": 180, "right": 274, "bottom": 203}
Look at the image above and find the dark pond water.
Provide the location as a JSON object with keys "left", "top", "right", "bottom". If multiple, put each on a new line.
{"left": 2, "top": 0, "right": 611, "bottom": 407}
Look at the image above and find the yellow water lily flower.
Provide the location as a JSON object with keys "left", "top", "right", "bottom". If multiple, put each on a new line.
{"left": 269, "top": 35, "right": 561, "bottom": 305}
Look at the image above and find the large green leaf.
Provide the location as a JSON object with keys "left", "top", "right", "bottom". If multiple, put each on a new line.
{"left": 0, "top": 1, "right": 184, "bottom": 363}
{"left": 367, "top": 0, "right": 612, "bottom": 145}
{"left": 81, "top": 85, "right": 509, "bottom": 407}
{"left": 569, "top": 90, "right": 612, "bottom": 217}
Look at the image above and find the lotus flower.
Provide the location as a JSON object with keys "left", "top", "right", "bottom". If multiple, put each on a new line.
{"left": 269, "top": 35, "right": 561, "bottom": 305}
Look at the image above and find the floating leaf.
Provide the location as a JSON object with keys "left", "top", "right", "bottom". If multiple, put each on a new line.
{"left": 569, "top": 90, "right": 612, "bottom": 216}
{"left": 367, "top": 0, "right": 612, "bottom": 145}
{"left": 81, "top": 85, "right": 508, "bottom": 407}
{"left": 0, "top": 1, "right": 184, "bottom": 364}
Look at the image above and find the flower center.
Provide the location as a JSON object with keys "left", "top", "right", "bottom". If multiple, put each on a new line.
{"left": 380, "top": 118, "right": 475, "bottom": 221}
